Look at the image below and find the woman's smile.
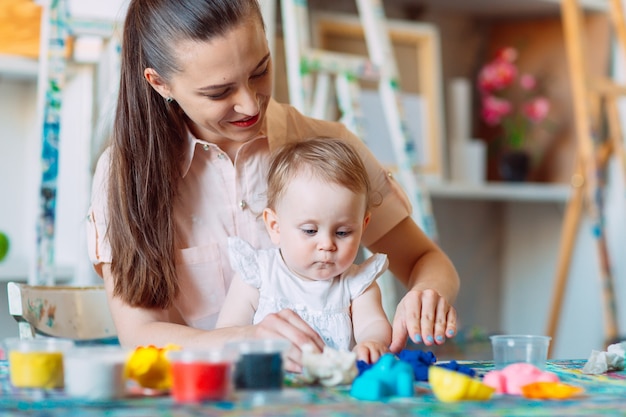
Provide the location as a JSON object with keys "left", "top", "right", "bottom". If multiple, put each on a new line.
{"left": 229, "top": 113, "right": 260, "bottom": 128}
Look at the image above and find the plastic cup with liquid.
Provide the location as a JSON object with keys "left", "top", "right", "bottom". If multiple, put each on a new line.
{"left": 4, "top": 337, "right": 74, "bottom": 389}
{"left": 63, "top": 345, "right": 130, "bottom": 400}
{"left": 228, "top": 339, "right": 291, "bottom": 390}
{"left": 168, "top": 348, "right": 236, "bottom": 403}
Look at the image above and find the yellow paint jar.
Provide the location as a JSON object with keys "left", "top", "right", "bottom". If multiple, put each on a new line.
{"left": 4, "top": 338, "right": 74, "bottom": 389}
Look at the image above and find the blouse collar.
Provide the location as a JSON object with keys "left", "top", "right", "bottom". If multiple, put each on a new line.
{"left": 180, "top": 99, "right": 284, "bottom": 178}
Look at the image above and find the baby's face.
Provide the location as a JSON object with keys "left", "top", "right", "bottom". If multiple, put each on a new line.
{"left": 265, "top": 173, "right": 369, "bottom": 281}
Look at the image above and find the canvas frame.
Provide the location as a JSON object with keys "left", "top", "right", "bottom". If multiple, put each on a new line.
{"left": 312, "top": 12, "right": 447, "bottom": 180}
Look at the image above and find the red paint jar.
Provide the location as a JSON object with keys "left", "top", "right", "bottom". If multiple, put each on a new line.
{"left": 168, "top": 350, "right": 233, "bottom": 403}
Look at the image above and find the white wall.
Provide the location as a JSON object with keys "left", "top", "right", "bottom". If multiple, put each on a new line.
{"left": 431, "top": 192, "right": 626, "bottom": 361}
{"left": 0, "top": 79, "right": 39, "bottom": 278}
{"left": 0, "top": 66, "right": 98, "bottom": 285}
{"left": 68, "top": 0, "right": 128, "bottom": 23}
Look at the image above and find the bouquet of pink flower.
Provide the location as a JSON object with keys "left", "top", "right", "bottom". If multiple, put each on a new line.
{"left": 478, "top": 47, "right": 550, "bottom": 150}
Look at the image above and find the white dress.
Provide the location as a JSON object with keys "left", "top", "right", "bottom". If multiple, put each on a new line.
{"left": 228, "top": 237, "right": 389, "bottom": 351}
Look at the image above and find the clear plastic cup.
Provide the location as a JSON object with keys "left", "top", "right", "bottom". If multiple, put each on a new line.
{"left": 490, "top": 335, "right": 551, "bottom": 370}
{"left": 168, "top": 349, "right": 236, "bottom": 402}
{"left": 63, "top": 346, "right": 130, "bottom": 399}
{"left": 4, "top": 337, "right": 75, "bottom": 389}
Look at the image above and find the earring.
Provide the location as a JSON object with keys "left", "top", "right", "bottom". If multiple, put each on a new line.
{"left": 166, "top": 97, "right": 174, "bottom": 103}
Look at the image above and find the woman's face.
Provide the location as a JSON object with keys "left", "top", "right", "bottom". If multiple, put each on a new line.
{"left": 147, "top": 16, "right": 273, "bottom": 147}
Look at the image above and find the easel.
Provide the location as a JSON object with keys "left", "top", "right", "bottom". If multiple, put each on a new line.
{"left": 278, "top": 0, "right": 438, "bottom": 239}
{"left": 33, "top": 0, "right": 120, "bottom": 286}
{"left": 34, "top": 0, "right": 71, "bottom": 286}
{"left": 547, "top": 0, "right": 626, "bottom": 355}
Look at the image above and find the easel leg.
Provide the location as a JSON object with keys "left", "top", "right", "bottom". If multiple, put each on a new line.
{"left": 607, "top": 96, "right": 626, "bottom": 185}
{"left": 546, "top": 167, "right": 584, "bottom": 357}
{"left": 592, "top": 153, "right": 620, "bottom": 346}
{"left": 557, "top": 0, "right": 620, "bottom": 349}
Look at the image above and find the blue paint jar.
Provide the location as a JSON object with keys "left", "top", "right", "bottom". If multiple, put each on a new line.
{"left": 235, "top": 352, "right": 283, "bottom": 389}
{"left": 227, "top": 339, "right": 290, "bottom": 390}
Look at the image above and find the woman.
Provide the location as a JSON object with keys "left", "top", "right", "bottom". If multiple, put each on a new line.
{"left": 87, "top": 0, "right": 459, "bottom": 371}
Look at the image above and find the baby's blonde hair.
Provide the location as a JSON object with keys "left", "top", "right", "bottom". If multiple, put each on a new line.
{"left": 266, "top": 137, "right": 373, "bottom": 211}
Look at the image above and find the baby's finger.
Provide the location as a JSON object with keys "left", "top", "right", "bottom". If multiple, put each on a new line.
{"left": 368, "top": 346, "right": 388, "bottom": 364}
{"left": 354, "top": 345, "right": 371, "bottom": 363}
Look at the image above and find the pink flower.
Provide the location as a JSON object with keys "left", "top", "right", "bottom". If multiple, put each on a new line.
{"left": 519, "top": 74, "right": 536, "bottom": 90}
{"left": 477, "top": 46, "right": 551, "bottom": 149}
{"left": 495, "top": 47, "right": 518, "bottom": 63}
{"left": 481, "top": 95, "right": 512, "bottom": 126}
{"left": 478, "top": 60, "right": 517, "bottom": 93}
{"left": 523, "top": 97, "right": 550, "bottom": 123}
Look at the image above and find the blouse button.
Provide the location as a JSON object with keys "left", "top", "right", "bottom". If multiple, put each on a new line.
{"left": 202, "top": 144, "right": 210, "bottom": 151}
{"left": 218, "top": 153, "right": 226, "bottom": 160}
{"left": 239, "top": 200, "right": 247, "bottom": 210}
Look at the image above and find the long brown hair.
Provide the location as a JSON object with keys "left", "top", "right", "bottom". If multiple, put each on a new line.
{"left": 108, "top": 0, "right": 263, "bottom": 308}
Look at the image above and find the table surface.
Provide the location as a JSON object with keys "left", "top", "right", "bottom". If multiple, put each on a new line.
{"left": 1, "top": 359, "right": 625, "bottom": 416}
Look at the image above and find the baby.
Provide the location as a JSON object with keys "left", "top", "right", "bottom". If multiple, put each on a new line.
{"left": 216, "top": 137, "right": 391, "bottom": 365}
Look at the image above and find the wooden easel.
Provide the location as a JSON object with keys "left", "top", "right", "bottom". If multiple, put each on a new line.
{"left": 547, "top": 0, "right": 626, "bottom": 356}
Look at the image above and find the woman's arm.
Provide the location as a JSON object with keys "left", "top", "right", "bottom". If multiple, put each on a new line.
{"left": 102, "top": 263, "right": 247, "bottom": 348}
{"left": 102, "top": 264, "right": 325, "bottom": 371}
{"left": 215, "top": 273, "right": 259, "bottom": 328}
{"left": 351, "top": 282, "right": 392, "bottom": 363}
{"left": 367, "top": 217, "right": 460, "bottom": 353}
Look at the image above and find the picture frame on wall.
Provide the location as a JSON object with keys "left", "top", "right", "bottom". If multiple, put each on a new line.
{"left": 312, "top": 12, "right": 446, "bottom": 181}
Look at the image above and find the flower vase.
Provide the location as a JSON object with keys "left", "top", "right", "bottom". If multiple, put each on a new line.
{"left": 498, "top": 150, "right": 530, "bottom": 182}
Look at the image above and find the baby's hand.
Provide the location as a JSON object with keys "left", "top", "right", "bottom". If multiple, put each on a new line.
{"left": 353, "top": 341, "right": 390, "bottom": 364}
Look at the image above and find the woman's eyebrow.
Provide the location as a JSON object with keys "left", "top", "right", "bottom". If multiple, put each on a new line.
{"left": 197, "top": 53, "right": 271, "bottom": 92}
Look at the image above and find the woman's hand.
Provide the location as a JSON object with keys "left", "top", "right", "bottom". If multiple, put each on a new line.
{"left": 367, "top": 217, "right": 460, "bottom": 354}
{"left": 353, "top": 341, "right": 390, "bottom": 364}
{"left": 389, "top": 289, "right": 457, "bottom": 353}
{"left": 253, "top": 309, "right": 325, "bottom": 372}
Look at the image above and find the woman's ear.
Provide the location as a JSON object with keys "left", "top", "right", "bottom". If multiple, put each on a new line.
{"left": 263, "top": 208, "right": 281, "bottom": 245}
{"left": 144, "top": 68, "right": 171, "bottom": 99}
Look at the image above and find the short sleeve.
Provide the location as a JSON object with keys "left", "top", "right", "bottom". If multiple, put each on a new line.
{"left": 340, "top": 130, "right": 413, "bottom": 247}
{"left": 347, "top": 253, "right": 389, "bottom": 299}
{"left": 227, "top": 237, "right": 262, "bottom": 288}
{"left": 86, "top": 148, "right": 113, "bottom": 269}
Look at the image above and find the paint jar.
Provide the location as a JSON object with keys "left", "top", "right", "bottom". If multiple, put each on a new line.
{"left": 490, "top": 335, "right": 551, "bottom": 370}
{"left": 4, "top": 337, "right": 74, "bottom": 389}
{"left": 64, "top": 346, "right": 130, "bottom": 400}
{"left": 229, "top": 339, "right": 290, "bottom": 390}
{"left": 168, "top": 349, "right": 235, "bottom": 403}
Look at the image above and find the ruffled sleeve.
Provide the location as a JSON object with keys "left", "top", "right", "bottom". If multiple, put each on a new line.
{"left": 346, "top": 253, "right": 389, "bottom": 299}
{"left": 227, "top": 237, "right": 262, "bottom": 288}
